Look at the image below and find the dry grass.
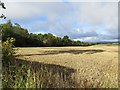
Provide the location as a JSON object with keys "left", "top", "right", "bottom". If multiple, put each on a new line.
{"left": 16, "top": 45, "right": 118, "bottom": 88}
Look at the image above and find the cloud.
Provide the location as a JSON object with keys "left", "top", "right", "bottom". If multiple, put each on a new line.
{"left": 0, "top": 2, "right": 118, "bottom": 42}
{"left": 2, "top": 0, "right": 119, "bottom": 2}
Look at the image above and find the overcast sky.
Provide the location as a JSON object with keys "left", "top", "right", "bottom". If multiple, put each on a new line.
{"left": 0, "top": 0, "right": 118, "bottom": 42}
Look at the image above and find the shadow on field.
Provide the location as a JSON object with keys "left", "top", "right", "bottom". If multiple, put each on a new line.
{"left": 15, "top": 59, "right": 77, "bottom": 88}
{"left": 17, "top": 59, "right": 76, "bottom": 75}
{"left": 44, "top": 49, "right": 105, "bottom": 54}
{"left": 18, "top": 49, "right": 105, "bottom": 56}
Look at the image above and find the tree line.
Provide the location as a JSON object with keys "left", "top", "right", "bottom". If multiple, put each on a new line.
{"left": 1, "top": 20, "right": 97, "bottom": 47}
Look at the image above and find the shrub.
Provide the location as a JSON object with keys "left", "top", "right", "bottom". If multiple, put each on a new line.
{"left": 2, "top": 37, "right": 16, "bottom": 88}
{"left": 2, "top": 37, "right": 15, "bottom": 66}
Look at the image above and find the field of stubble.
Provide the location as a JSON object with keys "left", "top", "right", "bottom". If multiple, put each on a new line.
{"left": 16, "top": 45, "right": 118, "bottom": 88}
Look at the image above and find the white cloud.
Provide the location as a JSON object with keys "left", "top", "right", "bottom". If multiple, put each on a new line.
{"left": 2, "top": 0, "right": 119, "bottom": 2}
{"left": 0, "top": 2, "right": 118, "bottom": 42}
{"left": 75, "top": 2, "right": 118, "bottom": 30}
{"left": 76, "top": 28, "right": 81, "bottom": 33}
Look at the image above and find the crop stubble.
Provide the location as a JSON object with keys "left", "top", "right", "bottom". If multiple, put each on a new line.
{"left": 16, "top": 45, "right": 118, "bottom": 88}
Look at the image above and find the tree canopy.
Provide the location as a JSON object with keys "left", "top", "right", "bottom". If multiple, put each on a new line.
{"left": 1, "top": 20, "right": 96, "bottom": 47}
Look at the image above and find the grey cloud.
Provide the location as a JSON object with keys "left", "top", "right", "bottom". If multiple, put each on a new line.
{"left": 1, "top": 2, "right": 118, "bottom": 42}
{"left": 68, "top": 29, "right": 98, "bottom": 39}
{"left": 3, "top": 0, "right": 119, "bottom": 2}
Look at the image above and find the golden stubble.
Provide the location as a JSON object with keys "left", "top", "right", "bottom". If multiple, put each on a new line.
{"left": 16, "top": 45, "right": 118, "bottom": 88}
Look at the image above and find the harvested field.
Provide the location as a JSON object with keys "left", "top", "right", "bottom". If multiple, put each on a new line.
{"left": 16, "top": 45, "right": 118, "bottom": 88}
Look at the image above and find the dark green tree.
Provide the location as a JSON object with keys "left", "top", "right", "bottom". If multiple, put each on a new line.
{"left": 1, "top": 21, "right": 96, "bottom": 47}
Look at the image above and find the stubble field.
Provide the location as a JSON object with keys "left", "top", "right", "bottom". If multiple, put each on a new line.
{"left": 16, "top": 45, "right": 118, "bottom": 88}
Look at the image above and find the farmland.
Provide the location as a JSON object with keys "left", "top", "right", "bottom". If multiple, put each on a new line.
{"left": 16, "top": 45, "right": 118, "bottom": 88}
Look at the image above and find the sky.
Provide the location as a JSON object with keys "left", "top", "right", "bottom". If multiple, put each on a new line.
{"left": 0, "top": 0, "right": 119, "bottom": 42}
